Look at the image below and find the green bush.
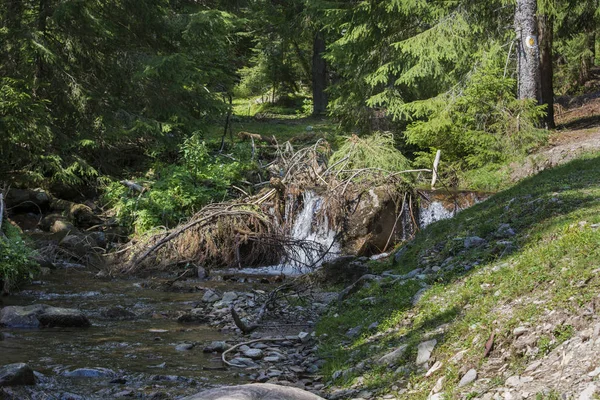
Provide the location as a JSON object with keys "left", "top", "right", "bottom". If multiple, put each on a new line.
{"left": 104, "top": 135, "right": 256, "bottom": 235}
{"left": 0, "top": 224, "right": 38, "bottom": 290}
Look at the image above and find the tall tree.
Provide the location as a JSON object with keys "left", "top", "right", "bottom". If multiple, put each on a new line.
{"left": 312, "top": 30, "right": 327, "bottom": 115}
{"left": 515, "top": 0, "right": 542, "bottom": 102}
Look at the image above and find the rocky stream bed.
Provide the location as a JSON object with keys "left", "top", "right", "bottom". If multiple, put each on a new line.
{"left": 0, "top": 265, "right": 337, "bottom": 399}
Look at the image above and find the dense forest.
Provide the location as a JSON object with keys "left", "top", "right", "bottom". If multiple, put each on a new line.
{"left": 2, "top": 0, "right": 597, "bottom": 187}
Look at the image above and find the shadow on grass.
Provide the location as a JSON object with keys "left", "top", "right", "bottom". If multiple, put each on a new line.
{"left": 318, "top": 154, "right": 600, "bottom": 390}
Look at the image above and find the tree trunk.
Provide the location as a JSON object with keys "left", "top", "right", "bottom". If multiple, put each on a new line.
{"left": 580, "top": 31, "right": 596, "bottom": 85}
{"left": 515, "top": 0, "right": 541, "bottom": 103}
{"left": 538, "top": 14, "right": 555, "bottom": 129}
{"left": 312, "top": 31, "right": 328, "bottom": 116}
{"left": 34, "top": 0, "right": 50, "bottom": 96}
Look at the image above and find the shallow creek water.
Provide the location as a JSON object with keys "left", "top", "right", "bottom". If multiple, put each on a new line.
{"left": 0, "top": 268, "right": 275, "bottom": 399}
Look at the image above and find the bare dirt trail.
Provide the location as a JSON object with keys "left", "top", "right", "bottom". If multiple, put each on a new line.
{"left": 509, "top": 93, "right": 600, "bottom": 182}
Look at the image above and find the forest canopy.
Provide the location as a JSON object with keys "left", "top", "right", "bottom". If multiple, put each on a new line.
{"left": 1, "top": 0, "right": 598, "bottom": 206}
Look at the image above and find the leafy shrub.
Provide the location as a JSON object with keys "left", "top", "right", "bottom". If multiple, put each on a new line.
{"left": 104, "top": 135, "right": 256, "bottom": 235}
{"left": 0, "top": 224, "right": 38, "bottom": 290}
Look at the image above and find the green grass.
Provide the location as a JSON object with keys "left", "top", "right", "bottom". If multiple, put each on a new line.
{"left": 316, "top": 153, "right": 600, "bottom": 398}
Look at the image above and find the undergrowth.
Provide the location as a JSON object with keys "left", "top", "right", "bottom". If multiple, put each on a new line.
{"left": 0, "top": 224, "right": 38, "bottom": 290}
{"left": 317, "top": 153, "right": 600, "bottom": 398}
{"left": 103, "top": 135, "right": 257, "bottom": 235}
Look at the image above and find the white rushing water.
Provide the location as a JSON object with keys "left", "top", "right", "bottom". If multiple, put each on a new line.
{"left": 419, "top": 201, "right": 456, "bottom": 228}
{"left": 230, "top": 191, "right": 340, "bottom": 276}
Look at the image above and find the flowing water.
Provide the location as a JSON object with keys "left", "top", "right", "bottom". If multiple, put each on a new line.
{"left": 221, "top": 190, "right": 340, "bottom": 277}
{"left": 0, "top": 269, "right": 270, "bottom": 399}
{"left": 419, "top": 190, "right": 490, "bottom": 228}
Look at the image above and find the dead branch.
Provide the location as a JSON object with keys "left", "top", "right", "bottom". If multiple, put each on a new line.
{"left": 222, "top": 337, "right": 296, "bottom": 368}
{"left": 231, "top": 306, "right": 259, "bottom": 334}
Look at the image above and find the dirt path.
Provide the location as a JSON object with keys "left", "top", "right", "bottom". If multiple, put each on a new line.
{"left": 509, "top": 94, "right": 600, "bottom": 182}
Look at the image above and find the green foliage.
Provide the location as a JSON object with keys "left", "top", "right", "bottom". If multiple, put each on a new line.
{"left": 317, "top": 154, "right": 600, "bottom": 393}
{"left": 403, "top": 46, "right": 548, "bottom": 169}
{"left": 0, "top": 0, "right": 241, "bottom": 186}
{"left": 329, "top": 132, "right": 411, "bottom": 173}
{"left": 0, "top": 224, "right": 38, "bottom": 290}
{"left": 104, "top": 137, "right": 256, "bottom": 235}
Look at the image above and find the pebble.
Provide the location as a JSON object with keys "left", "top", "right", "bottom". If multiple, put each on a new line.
{"left": 580, "top": 384, "right": 597, "bottom": 400}
{"left": 175, "top": 343, "right": 195, "bottom": 351}
{"left": 458, "top": 369, "right": 477, "bottom": 387}
{"left": 243, "top": 349, "right": 264, "bottom": 360}
{"left": 416, "top": 339, "right": 437, "bottom": 365}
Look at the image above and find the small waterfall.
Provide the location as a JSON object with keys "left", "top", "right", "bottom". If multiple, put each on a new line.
{"left": 419, "top": 201, "right": 455, "bottom": 228}
{"left": 287, "top": 191, "right": 340, "bottom": 269}
{"left": 226, "top": 191, "right": 340, "bottom": 276}
{"left": 419, "top": 191, "right": 490, "bottom": 228}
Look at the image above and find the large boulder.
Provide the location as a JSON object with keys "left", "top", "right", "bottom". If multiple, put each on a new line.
{"left": 343, "top": 186, "right": 416, "bottom": 256}
{"left": 0, "top": 305, "right": 90, "bottom": 328}
{"left": 183, "top": 383, "right": 324, "bottom": 400}
{"left": 0, "top": 363, "right": 36, "bottom": 386}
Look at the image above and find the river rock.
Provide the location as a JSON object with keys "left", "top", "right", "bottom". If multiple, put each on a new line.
{"left": 101, "top": 306, "right": 136, "bottom": 320}
{"left": 175, "top": 343, "right": 195, "bottom": 351}
{"left": 464, "top": 236, "right": 486, "bottom": 249}
{"left": 0, "top": 363, "right": 36, "bottom": 386}
{"left": 63, "top": 368, "right": 115, "bottom": 378}
{"left": 177, "top": 308, "right": 209, "bottom": 323}
{"left": 37, "top": 307, "right": 91, "bottom": 328}
{"left": 416, "top": 339, "right": 437, "bottom": 365}
{"left": 221, "top": 292, "right": 238, "bottom": 303}
{"left": 230, "top": 358, "right": 259, "bottom": 368}
{"left": 343, "top": 185, "right": 417, "bottom": 256}
{"left": 243, "top": 349, "right": 264, "bottom": 360}
{"left": 183, "top": 383, "right": 325, "bottom": 400}
{"left": 202, "top": 289, "right": 221, "bottom": 303}
{"left": 0, "top": 305, "right": 90, "bottom": 328}
{"left": 204, "top": 341, "right": 229, "bottom": 353}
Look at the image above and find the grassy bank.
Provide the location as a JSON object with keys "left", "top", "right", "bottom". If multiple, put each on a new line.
{"left": 316, "top": 153, "right": 600, "bottom": 398}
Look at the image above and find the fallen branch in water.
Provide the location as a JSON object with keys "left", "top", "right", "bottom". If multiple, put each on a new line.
{"left": 222, "top": 337, "right": 296, "bottom": 368}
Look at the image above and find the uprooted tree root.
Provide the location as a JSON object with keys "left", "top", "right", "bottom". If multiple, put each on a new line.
{"left": 117, "top": 139, "right": 422, "bottom": 274}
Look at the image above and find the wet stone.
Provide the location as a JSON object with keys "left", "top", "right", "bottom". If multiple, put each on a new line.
{"left": 0, "top": 363, "right": 36, "bottom": 387}
{"left": 243, "top": 349, "right": 264, "bottom": 360}
{"left": 175, "top": 343, "right": 195, "bottom": 351}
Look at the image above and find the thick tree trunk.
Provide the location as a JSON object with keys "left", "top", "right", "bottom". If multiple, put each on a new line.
{"left": 538, "top": 14, "right": 555, "bottom": 129}
{"left": 515, "top": 0, "right": 541, "bottom": 103}
{"left": 312, "top": 31, "right": 328, "bottom": 116}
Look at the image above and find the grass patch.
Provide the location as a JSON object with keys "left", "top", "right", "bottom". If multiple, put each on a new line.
{"left": 316, "top": 154, "right": 600, "bottom": 397}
